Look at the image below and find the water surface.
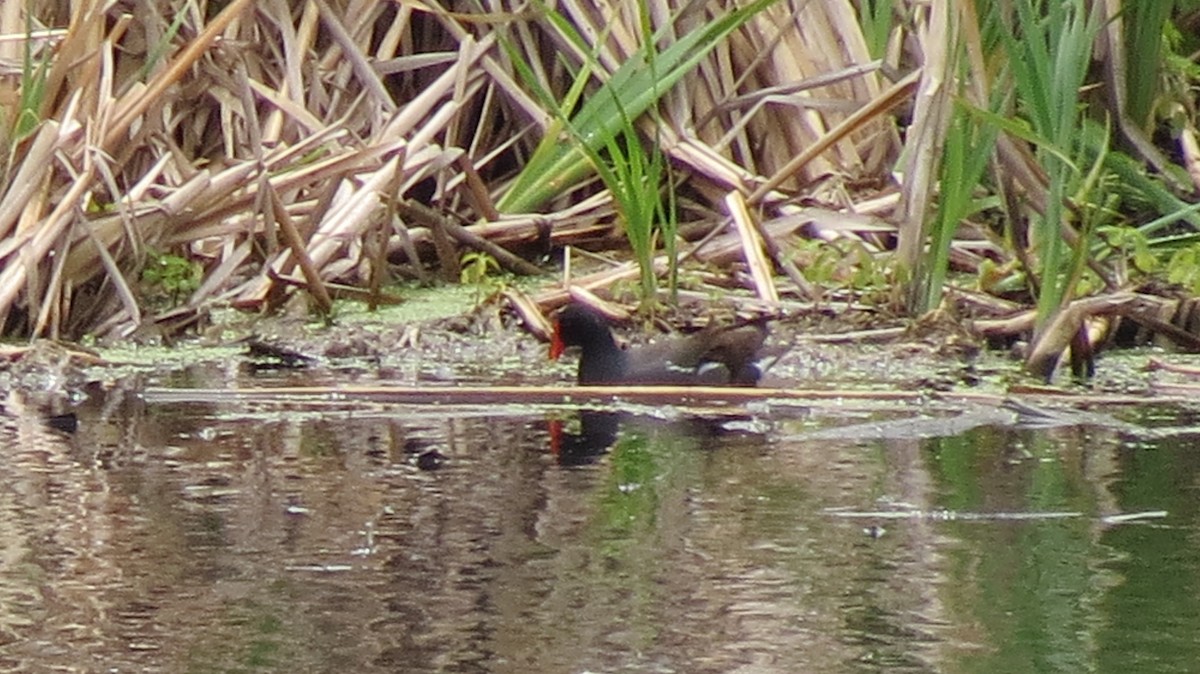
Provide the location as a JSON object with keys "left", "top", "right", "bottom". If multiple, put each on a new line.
{"left": 1, "top": 371, "right": 1196, "bottom": 673}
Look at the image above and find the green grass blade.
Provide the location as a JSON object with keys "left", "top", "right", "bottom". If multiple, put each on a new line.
{"left": 15, "top": 12, "right": 51, "bottom": 140}
{"left": 498, "top": 0, "right": 778, "bottom": 214}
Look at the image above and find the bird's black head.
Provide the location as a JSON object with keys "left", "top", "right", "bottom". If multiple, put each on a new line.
{"left": 550, "top": 303, "right": 617, "bottom": 355}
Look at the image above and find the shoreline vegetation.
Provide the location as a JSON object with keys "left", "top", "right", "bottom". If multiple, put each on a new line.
{"left": 2, "top": 1, "right": 1200, "bottom": 381}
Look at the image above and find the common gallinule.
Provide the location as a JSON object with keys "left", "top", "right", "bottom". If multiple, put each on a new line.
{"left": 549, "top": 303, "right": 768, "bottom": 386}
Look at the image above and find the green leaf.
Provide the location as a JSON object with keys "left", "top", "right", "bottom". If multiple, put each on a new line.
{"left": 497, "top": 0, "right": 779, "bottom": 214}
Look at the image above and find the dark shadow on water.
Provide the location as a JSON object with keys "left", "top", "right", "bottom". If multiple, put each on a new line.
{"left": 549, "top": 409, "right": 767, "bottom": 467}
{"left": 550, "top": 410, "right": 621, "bottom": 466}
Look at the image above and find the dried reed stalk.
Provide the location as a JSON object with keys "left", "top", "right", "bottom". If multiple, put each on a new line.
{"left": 0, "top": 0, "right": 924, "bottom": 340}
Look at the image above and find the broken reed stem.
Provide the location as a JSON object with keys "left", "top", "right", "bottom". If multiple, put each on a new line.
{"left": 397, "top": 200, "right": 542, "bottom": 276}
{"left": 748, "top": 69, "right": 921, "bottom": 205}
{"left": 456, "top": 153, "right": 500, "bottom": 221}
{"left": 269, "top": 185, "right": 333, "bottom": 315}
{"left": 725, "top": 191, "right": 779, "bottom": 304}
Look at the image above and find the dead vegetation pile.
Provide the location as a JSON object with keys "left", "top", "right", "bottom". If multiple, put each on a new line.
{"left": 2, "top": 1, "right": 1199, "bottom": 381}
{"left": 0, "top": 0, "right": 909, "bottom": 338}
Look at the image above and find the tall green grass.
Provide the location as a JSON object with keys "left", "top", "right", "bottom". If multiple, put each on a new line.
{"left": 999, "top": 0, "right": 1102, "bottom": 329}
{"left": 499, "top": 1, "right": 772, "bottom": 305}
{"left": 922, "top": 97, "right": 999, "bottom": 312}
{"left": 1123, "top": 1, "right": 1175, "bottom": 130}
{"left": 855, "top": 0, "right": 895, "bottom": 60}
{"left": 590, "top": 116, "right": 677, "bottom": 305}
{"left": 13, "top": 14, "right": 50, "bottom": 141}
{"left": 497, "top": 0, "right": 777, "bottom": 215}
{"left": 575, "top": 2, "right": 678, "bottom": 306}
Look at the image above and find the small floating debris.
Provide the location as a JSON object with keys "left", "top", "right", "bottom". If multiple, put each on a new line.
{"left": 127, "top": 641, "right": 162, "bottom": 652}
{"left": 721, "top": 417, "right": 772, "bottom": 433}
{"left": 415, "top": 449, "right": 447, "bottom": 471}
{"left": 182, "top": 485, "right": 241, "bottom": 500}
{"left": 286, "top": 564, "right": 354, "bottom": 573}
{"left": 244, "top": 339, "right": 319, "bottom": 369}
{"left": 863, "top": 524, "right": 887, "bottom": 539}
{"left": 1101, "top": 510, "right": 1168, "bottom": 524}
{"left": 826, "top": 508, "right": 1083, "bottom": 521}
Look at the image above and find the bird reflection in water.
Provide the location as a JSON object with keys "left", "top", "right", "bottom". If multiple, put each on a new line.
{"left": 549, "top": 410, "right": 621, "bottom": 466}
{"left": 548, "top": 409, "right": 768, "bottom": 466}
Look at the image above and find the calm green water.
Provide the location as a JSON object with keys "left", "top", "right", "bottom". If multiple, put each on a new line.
{"left": 0, "top": 375, "right": 1197, "bottom": 673}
